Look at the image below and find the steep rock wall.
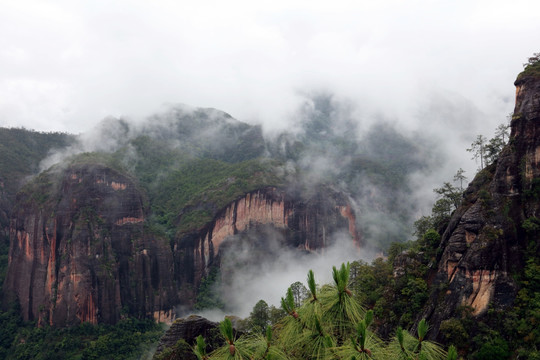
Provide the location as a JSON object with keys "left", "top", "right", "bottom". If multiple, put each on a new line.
{"left": 2, "top": 164, "right": 178, "bottom": 326}
{"left": 422, "top": 68, "right": 540, "bottom": 339}
{"left": 3, "top": 167, "right": 361, "bottom": 324}
{"left": 173, "top": 186, "right": 360, "bottom": 305}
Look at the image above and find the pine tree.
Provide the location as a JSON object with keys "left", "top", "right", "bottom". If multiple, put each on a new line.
{"left": 200, "top": 265, "right": 452, "bottom": 360}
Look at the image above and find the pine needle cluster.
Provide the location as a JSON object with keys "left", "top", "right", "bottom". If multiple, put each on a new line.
{"left": 195, "top": 263, "right": 452, "bottom": 360}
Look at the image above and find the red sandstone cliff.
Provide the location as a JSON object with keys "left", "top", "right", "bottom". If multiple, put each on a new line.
{"left": 3, "top": 165, "right": 361, "bottom": 325}
{"left": 3, "top": 164, "right": 178, "bottom": 326}
{"left": 173, "top": 186, "right": 361, "bottom": 305}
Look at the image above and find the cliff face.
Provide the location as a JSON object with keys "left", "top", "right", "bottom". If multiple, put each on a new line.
{"left": 3, "top": 164, "right": 360, "bottom": 325}
{"left": 3, "top": 164, "right": 178, "bottom": 326}
{"left": 173, "top": 186, "right": 360, "bottom": 305}
{"left": 422, "top": 67, "right": 540, "bottom": 338}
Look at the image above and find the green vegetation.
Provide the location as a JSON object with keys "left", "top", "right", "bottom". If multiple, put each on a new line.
{"left": 0, "top": 310, "right": 164, "bottom": 360}
{"left": 467, "top": 122, "right": 509, "bottom": 171}
{"left": 149, "top": 157, "right": 284, "bottom": 235}
{"left": 0, "top": 128, "right": 72, "bottom": 195}
{"left": 197, "top": 264, "right": 451, "bottom": 360}
{"left": 195, "top": 267, "right": 225, "bottom": 311}
{"left": 517, "top": 52, "right": 540, "bottom": 80}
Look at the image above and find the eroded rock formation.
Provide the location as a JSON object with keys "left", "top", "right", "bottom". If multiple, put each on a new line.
{"left": 173, "top": 186, "right": 361, "bottom": 306}
{"left": 3, "top": 164, "right": 178, "bottom": 326}
{"left": 422, "top": 65, "right": 540, "bottom": 338}
{"left": 153, "top": 315, "right": 222, "bottom": 359}
{"left": 3, "top": 166, "right": 360, "bottom": 326}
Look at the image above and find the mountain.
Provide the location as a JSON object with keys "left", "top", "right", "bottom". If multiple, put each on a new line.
{"left": 4, "top": 103, "right": 421, "bottom": 326}
{"left": 420, "top": 59, "right": 540, "bottom": 350}
{"left": 149, "top": 59, "right": 540, "bottom": 359}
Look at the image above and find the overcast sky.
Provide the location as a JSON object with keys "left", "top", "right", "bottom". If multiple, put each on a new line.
{"left": 1, "top": 0, "right": 539, "bottom": 137}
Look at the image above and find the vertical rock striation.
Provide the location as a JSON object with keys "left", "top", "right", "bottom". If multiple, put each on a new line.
{"left": 173, "top": 186, "right": 361, "bottom": 305}
{"left": 422, "top": 65, "right": 540, "bottom": 339}
{"left": 3, "top": 165, "right": 361, "bottom": 325}
{"left": 3, "top": 164, "right": 178, "bottom": 326}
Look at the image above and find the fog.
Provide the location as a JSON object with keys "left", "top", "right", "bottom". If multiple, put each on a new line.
{"left": 200, "top": 231, "right": 376, "bottom": 320}
{"left": 1, "top": 1, "right": 536, "bottom": 136}
{"left": 34, "top": 86, "right": 512, "bottom": 318}
{"left": 2, "top": 0, "right": 539, "bottom": 321}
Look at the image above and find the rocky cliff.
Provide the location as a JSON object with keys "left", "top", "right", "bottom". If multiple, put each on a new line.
{"left": 2, "top": 162, "right": 360, "bottom": 325}
{"left": 421, "top": 63, "right": 540, "bottom": 339}
{"left": 172, "top": 186, "right": 361, "bottom": 305}
{"left": 3, "top": 164, "right": 178, "bottom": 326}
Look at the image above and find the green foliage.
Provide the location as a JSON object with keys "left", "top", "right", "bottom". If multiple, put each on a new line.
{"left": 472, "top": 336, "right": 510, "bottom": 360}
{"left": 388, "top": 324, "right": 447, "bottom": 360}
{"left": 268, "top": 305, "right": 287, "bottom": 327}
{"left": 210, "top": 318, "right": 288, "bottom": 360}
{"left": 467, "top": 123, "right": 509, "bottom": 172}
{"left": 387, "top": 241, "right": 412, "bottom": 264}
{"left": 249, "top": 300, "right": 270, "bottom": 332}
{"left": 195, "top": 267, "right": 225, "bottom": 311}
{"left": 148, "top": 157, "right": 284, "bottom": 235}
{"left": 0, "top": 303, "right": 22, "bottom": 359}
{"left": 280, "top": 287, "right": 298, "bottom": 319}
{"left": 467, "top": 135, "right": 487, "bottom": 170}
{"left": 518, "top": 52, "right": 540, "bottom": 79}
{"left": 0, "top": 316, "right": 164, "bottom": 360}
{"left": 220, "top": 318, "right": 235, "bottom": 345}
{"left": 194, "top": 335, "right": 209, "bottom": 360}
{"left": 307, "top": 270, "right": 318, "bottom": 301}
{"left": 440, "top": 318, "right": 468, "bottom": 347}
{"left": 453, "top": 168, "right": 468, "bottom": 191}
{"left": 202, "top": 265, "right": 449, "bottom": 360}
{"left": 421, "top": 229, "right": 441, "bottom": 251}
{"left": 349, "top": 259, "right": 392, "bottom": 307}
{"left": 431, "top": 181, "right": 463, "bottom": 229}
{"left": 522, "top": 216, "right": 540, "bottom": 234}
{"left": 290, "top": 281, "right": 309, "bottom": 307}
{"left": 523, "top": 178, "right": 540, "bottom": 202}
{"left": 155, "top": 338, "right": 193, "bottom": 360}
{"left": 0, "top": 128, "right": 72, "bottom": 196}
{"left": 447, "top": 345, "right": 458, "bottom": 360}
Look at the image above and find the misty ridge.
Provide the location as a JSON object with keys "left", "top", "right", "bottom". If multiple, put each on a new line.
{"left": 38, "top": 92, "right": 439, "bottom": 248}
{"left": 17, "top": 89, "right": 494, "bottom": 318}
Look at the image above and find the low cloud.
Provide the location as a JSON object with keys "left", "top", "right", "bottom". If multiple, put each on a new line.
{"left": 209, "top": 229, "right": 376, "bottom": 319}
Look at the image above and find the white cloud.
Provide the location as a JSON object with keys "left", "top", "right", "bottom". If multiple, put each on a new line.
{"left": 0, "top": 0, "right": 538, "bottom": 173}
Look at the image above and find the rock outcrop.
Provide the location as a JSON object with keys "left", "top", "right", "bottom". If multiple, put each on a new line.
{"left": 422, "top": 64, "right": 540, "bottom": 339}
{"left": 3, "top": 164, "right": 178, "bottom": 326}
{"left": 173, "top": 186, "right": 361, "bottom": 306}
{"left": 3, "top": 165, "right": 361, "bottom": 325}
{"left": 153, "top": 315, "right": 222, "bottom": 359}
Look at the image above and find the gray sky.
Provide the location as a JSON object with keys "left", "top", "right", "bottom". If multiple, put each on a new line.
{"left": 1, "top": 0, "right": 538, "bottom": 136}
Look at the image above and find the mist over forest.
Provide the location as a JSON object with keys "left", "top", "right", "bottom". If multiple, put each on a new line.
{"left": 2, "top": 2, "right": 540, "bottom": 359}
{"left": 20, "top": 89, "right": 505, "bottom": 319}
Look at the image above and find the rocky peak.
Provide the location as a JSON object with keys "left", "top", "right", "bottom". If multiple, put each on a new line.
{"left": 421, "top": 63, "right": 540, "bottom": 339}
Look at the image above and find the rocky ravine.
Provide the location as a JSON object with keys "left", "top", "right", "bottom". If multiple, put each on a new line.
{"left": 421, "top": 65, "right": 540, "bottom": 339}
{"left": 2, "top": 165, "right": 360, "bottom": 326}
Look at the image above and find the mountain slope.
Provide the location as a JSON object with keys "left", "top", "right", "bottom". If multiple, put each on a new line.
{"left": 421, "top": 59, "right": 540, "bottom": 352}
